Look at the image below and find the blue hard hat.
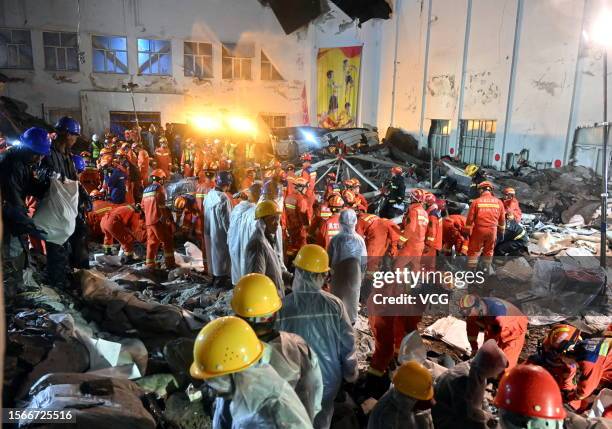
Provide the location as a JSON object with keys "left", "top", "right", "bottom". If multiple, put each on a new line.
{"left": 55, "top": 116, "right": 81, "bottom": 135}
{"left": 72, "top": 154, "right": 86, "bottom": 173}
{"left": 216, "top": 171, "right": 233, "bottom": 186}
{"left": 19, "top": 127, "right": 51, "bottom": 155}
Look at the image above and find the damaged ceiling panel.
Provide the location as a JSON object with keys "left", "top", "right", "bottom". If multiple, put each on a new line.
{"left": 259, "top": 0, "right": 326, "bottom": 34}
{"left": 330, "top": 0, "right": 392, "bottom": 24}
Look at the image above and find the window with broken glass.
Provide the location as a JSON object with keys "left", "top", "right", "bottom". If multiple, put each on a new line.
{"left": 184, "top": 41, "right": 212, "bottom": 78}
{"left": 0, "top": 28, "right": 33, "bottom": 69}
{"left": 222, "top": 44, "right": 252, "bottom": 80}
{"left": 92, "top": 35, "right": 128, "bottom": 74}
{"left": 428, "top": 119, "right": 451, "bottom": 159}
{"left": 458, "top": 119, "right": 497, "bottom": 167}
{"left": 138, "top": 38, "right": 171, "bottom": 76}
{"left": 43, "top": 31, "right": 79, "bottom": 71}
{"left": 261, "top": 51, "right": 283, "bottom": 81}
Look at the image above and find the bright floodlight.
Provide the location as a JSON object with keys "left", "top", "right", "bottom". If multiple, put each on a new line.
{"left": 192, "top": 116, "right": 221, "bottom": 132}
{"left": 587, "top": 9, "right": 612, "bottom": 46}
{"left": 301, "top": 130, "right": 317, "bottom": 144}
{"left": 227, "top": 116, "right": 257, "bottom": 135}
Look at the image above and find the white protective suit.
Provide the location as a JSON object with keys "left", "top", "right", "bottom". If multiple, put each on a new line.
{"left": 227, "top": 200, "right": 255, "bottom": 284}
{"left": 432, "top": 339, "right": 508, "bottom": 429}
{"left": 244, "top": 219, "right": 286, "bottom": 297}
{"left": 203, "top": 188, "right": 232, "bottom": 277}
{"left": 278, "top": 268, "right": 358, "bottom": 429}
{"left": 263, "top": 331, "right": 324, "bottom": 422}
{"left": 367, "top": 388, "right": 434, "bottom": 429}
{"left": 327, "top": 209, "right": 367, "bottom": 324}
{"left": 230, "top": 363, "right": 313, "bottom": 429}
{"left": 239, "top": 205, "right": 258, "bottom": 279}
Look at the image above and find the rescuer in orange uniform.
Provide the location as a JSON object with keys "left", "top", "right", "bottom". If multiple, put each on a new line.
{"left": 180, "top": 139, "right": 197, "bottom": 177}
{"left": 100, "top": 203, "right": 147, "bottom": 263}
{"left": 345, "top": 178, "right": 368, "bottom": 211}
{"left": 241, "top": 167, "right": 256, "bottom": 191}
{"left": 78, "top": 151, "right": 101, "bottom": 194}
{"left": 308, "top": 202, "right": 332, "bottom": 246}
{"left": 301, "top": 158, "right": 317, "bottom": 209}
{"left": 442, "top": 211, "right": 469, "bottom": 256}
{"left": 173, "top": 194, "right": 199, "bottom": 242}
{"left": 395, "top": 189, "right": 429, "bottom": 270}
{"left": 465, "top": 181, "right": 505, "bottom": 269}
{"left": 285, "top": 163, "right": 296, "bottom": 195}
{"left": 134, "top": 142, "right": 150, "bottom": 187}
{"left": 155, "top": 138, "right": 172, "bottom": 178}
{"left": 502, "top": 187, "right": 522, "bottom": 223}
{"left": 318, "top": 194, "right": 344, "bottom": 249}
{"left": 422, "top": 192, "right": 443, "bottom": 271}
{"left": 459, "top": 294, "right": 528, "bottom": 368}
{"left": 142, "top": 169, "right": 176, "bottom": 270}
{"left": 355, "top": 205, "right": 399, "bottom": 275}
{"left": 284, "top": 177, "right": 311, "bottom": 256}
{"left": 87, "top": 190, "right": 122, "bottom": 241}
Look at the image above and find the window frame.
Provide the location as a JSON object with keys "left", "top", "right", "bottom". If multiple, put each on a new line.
{"left": 43, "top": 30, "right": 79, "bottom": 72}
{"left": 137, "top": 37, "right": 172, "bottom": 76}
{"left": 0, "top": 27, "right": 33, "bottom": 70}
{"left": 183, "top": 40, "right": 213, "bottom": 79}
{"left": 458, "top": 119, "right": 497, "bottom": 167}
{"left": 91, "top": 34, "right": 128, "bottom": 74}
{"left": 260, "top": 113, "right": 287, "bottom": 129}
{"left": 222, "top": 44, "right": 252, "bottom": 80}
{"left": 260, "top": 50, "right": 283, "bottom": 81}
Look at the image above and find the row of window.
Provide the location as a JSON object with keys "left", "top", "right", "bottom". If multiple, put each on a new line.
{"left": 428, "top": 119, "right": 497, "bottom": 167}
{"left": 0, "top": 28, "right": 283, "bottom": 80}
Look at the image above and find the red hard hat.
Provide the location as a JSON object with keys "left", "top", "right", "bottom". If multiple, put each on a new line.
{"left": 411, "top": 189, "right": 426, "bottom": 203}
{"left": 423, "top": 192, "right": 436, "bottom": 205}
{"left": 391, "top": 166, "right": 403, "bottom": 175}
{"left": 503, "top": 187, "right": 516, "bottom": 195}
{"left": 477, "top": 181, "right": 494, "bottom": 190}
{"left": 435, "top": 199, "right": 447, "bottom": 211}
{"left": 341, "top": 190, "right": 356, "bottom": 205}
{"left": 328, "top": 195, "right": 345, "bottom": 209}
{"left": 294, "top": 177, "right": 308, "bottom": 187}
{"left": 151, "top": 169, "right": 167, "bottom": 179}
{"left": 494, "top": 364, "right": 566, "bottom": 420}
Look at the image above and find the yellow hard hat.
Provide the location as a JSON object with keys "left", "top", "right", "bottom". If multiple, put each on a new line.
{"left": 392, "top": 360, "right": 434, "bottom": 400}
{"left": 464, "top": 164, "right": 479, "bottom": 177}
{"left": 255, "top": 200, "right": 281, "bottom": 220}
{"left": 231, "top": 273, "right": 282, "bottom": 317}
{"left": 189, "top": 316, "right": 264, "bottom": 380}
{"left": 293, "top": 244, "right": 330, "bottom": 273}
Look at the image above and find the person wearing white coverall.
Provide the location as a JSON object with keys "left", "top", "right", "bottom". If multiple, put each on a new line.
{"left": 327, "top": 209, "right": 367, "bottom": 325}
{"left": 203, "top": 171, "right": 233, "bottom": 288}
{"left": 227, "top": 183, "right": 261, "bottom": 285}
{"left": 244, "top": 200, "right": 291, "bottom": 297}
{"left": 278, "top": 245, "right": 358, "bottom": 429}
{"left": 432, "top": 339, "right": 508, "bottom": 429}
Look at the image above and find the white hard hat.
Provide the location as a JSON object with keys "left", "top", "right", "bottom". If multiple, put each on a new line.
{"left": 92, "top": 134, "right": 99, "bottom": 142}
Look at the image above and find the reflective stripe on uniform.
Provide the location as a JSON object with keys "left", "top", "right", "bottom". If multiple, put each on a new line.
{"left": 514, "top": 230, "right": 526, "bottom": 240}
{"left": 477, "top": 203, "right": 501, "bottom": 208}
{"left": 285, "top": 203, "right": 296, "bottom": 209}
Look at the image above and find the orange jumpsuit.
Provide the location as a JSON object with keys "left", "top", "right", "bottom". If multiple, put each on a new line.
{"left": 442, "top": 214, "right": 469, "bottom": 255}
{"left": 503, "top": 197, "right": 522, "bottom": 223}
{"left": 569, "top": 338, "right": 612, "bottom": 411}
{"left": 155, "top": 147, "right": 172, "bottom": 177}
{"left": 301, "top": 168, "right": 317, "bottom": 211}
{"left": 395, "top": 202, "right": 429, "bottom": 269}
{"left": 142, "top": 181, "right": 176, "bottom": 269}
{"left": 355, "top": 193, "right": 368, "bottom": 211}
{"left": 466, "top": 297, "right": 528, "bottom": 368}
{"left": 87, "top": 200, "right": 121, "bottom": 240}
{"left": 422, "top": 206, "right": 443, "bottom": 271}
{"left": 137, "top": 149, "right": 150, "bottom": 186}
{"left": 308, "top": 204, "right": 332, "bottom": 246}
{"left": 357, "top": 213, "right": 396, "bottom": 274}
{"left": 465, "top": 191, "right": 505, "bottom": 268}
{"left": 79, "top": 166, "right": 101, "bottom": 194}
{"left": 318, "top": 212, "right": 341, "bottom": 249}
{"left": 284, "top": 190, "right": 310, "bottom": 255}
{"left": 100, "top": 204, "right": 147, "bottom": 255}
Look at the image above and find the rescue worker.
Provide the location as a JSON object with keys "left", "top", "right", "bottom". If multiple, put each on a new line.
{"left": 459, "top": 293, "right": 528, "bottom": 368}
{"left": 227, "top": 185, "right": 259, "bottom": 285}
{"left": 345, "top": 179, "right": 368, "bottom": 210}
{"left": 193, "top": 143, "right": 207, "bottom": 178}
{"left": 78, "top": 151, "right": 101, "bottom": 193}
{"left": 100, "top": 203, "right": 147, "bottom": 263}
{"left": 142, "top": 169, "right": 176, "bottom": 270}
{"left": 317, "top": 194, "right": 344, "bottom": 249}
{"left": 87, "top": 189, "right": 120, "bottom": 240}
{"left": 135, "top": 142, "right": 150, "bottom": 187}
{"left": 396, "top": 189, "right": 429, "bottom": 270}
{"left": 155, "top": 138, "right": 172, "bottom": 177}
{"left": 464, "top": 164, "right": 488, "bottom": 200}
{"left": 0, "top": 127, "right": 50, "bottom": 299}
{"left": 203, "top": 171, "right": 233, "bottom": 288}
{"left": 244, "top": 200, "right": 291, "bottom": 297}
{"left": 180, "top": 138, "right": 196, "bottom": 177}
{"left": 494, "top": 364, "right": 566, "bottom": 429}
{"left": 356, "top": 207, "right": 399, "bottom": 276}
{"left": 105, "top": 149, "right": 128, "bottom": 204}
{"left": 90, "top": 133, "right": 102, "bottom": 161}
{"left": 495, "top": 212, "right": 528, "bottom": 256}
{"left": 43, "top": 116, "right": 91, "bottom": 286}
{"left": 241, "top": 167, "right": 256, "bottom": 191}
{"left": 380, "top": 166, "right": 405, "bottom": 219}
{"left": 442, "top": 212, "right": 469, "bottom": 256}
{"left": 285, "top": 163, "right": 296, "bottom": 195}
{"left": 527, "top": 324, "right": 580, "bottom": 398}
{"left": 278, "top": 244, "right": 358, "bottom": 429}
{"left": 231, "top": 273, "right": 324, "bottom": 422}
{"left": 323, "top": 172, "right": 340, "bottom": 202}
{"left": 502, "top": 187, "right": 522, "bottom": 223}
{"left": 308, "top": 202, "right": 332, "bottom": 246}
{"left": 301, "top": 158, "right": 317, "bottom": 209}
{"left": 422, "top": 192, "right": 443, "bottom": 271}
{"left": 173, "top": 194, "right": 198, "bottom": 241}
{"left": 367, "top": 360, "right": 435, "bottom": 429}
{"left": 284, "top": 177, "right": 310, "bottom": 256}
{"left": 328, "top": 209, "right": 367, "bottom": 325}
{"left": 465, "top": 181, "right": 505, "bottom": 270}
{"left": 432, "top": 339, "right": 508, "bottom": 429}
{"left": 190, "top": 316, "right": 312, "bottom": 429}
